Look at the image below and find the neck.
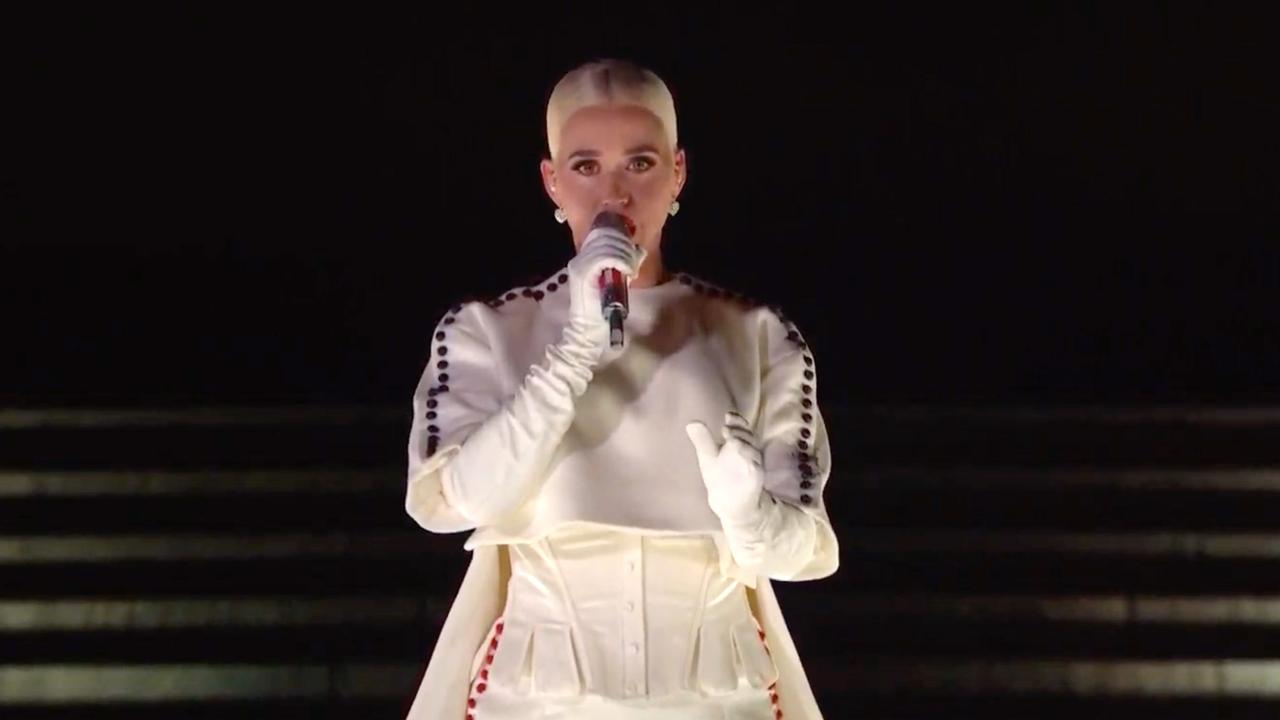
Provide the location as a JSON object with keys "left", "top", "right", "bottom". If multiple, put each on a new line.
{"left": 630, "top": 246, "right": 667, "bottom": 288}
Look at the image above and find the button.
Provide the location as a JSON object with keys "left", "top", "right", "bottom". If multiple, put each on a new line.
{"left": 625, "top": 601, "right": 635, "bottom": 612}
{"left": 628, "top": 642, "right": 639, "bottom": 654}
{"left": 627, "top": 560, "right": 637, "bottom": 572}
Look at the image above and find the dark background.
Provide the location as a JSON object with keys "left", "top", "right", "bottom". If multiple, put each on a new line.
{"left": 7, "top": 5, "right": 1277, "bottom": 409}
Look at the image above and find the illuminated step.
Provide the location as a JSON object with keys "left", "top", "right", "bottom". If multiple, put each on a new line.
{"left": 0, "top": 469, "right": 397, "bottom": 498}
{"left": 825, "top": 593, "right": 1280, "bottom": 625}
{"left": 5, "top": 530, "right": 1279, "bottom": 565}
{"left": 0, "top": 406, "right": 403, "bottom": 429}
{"left": 0, "top": 596, "right": 427, "bottom": 631}
{"left": 5, "top": 660, "right": 1280, "bottom": 703}
{"left": 807, "top": 659, "right": 1280, "bottom": 697}
{"left": 0, "top": 663, "right": 418, "bottom": 702}
{"left": 845, "top": 530, "right": 1280, "bottom": 558}
{"left": 861, "top": 466, "right": 1280, "bottom": 492}
{"left": 0, "top": 532, "right": 431, "bottom": 564}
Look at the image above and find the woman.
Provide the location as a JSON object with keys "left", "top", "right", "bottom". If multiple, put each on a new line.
{"left": 403, "top": 58, "right": 838, "bottom": 720}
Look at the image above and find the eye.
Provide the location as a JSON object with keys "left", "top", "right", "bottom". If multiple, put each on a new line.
{"left": 571, "top": 160, "right": 599, "bottom": 176}
{"left": 628, "top": 156, "right": 656, "bottom": 172}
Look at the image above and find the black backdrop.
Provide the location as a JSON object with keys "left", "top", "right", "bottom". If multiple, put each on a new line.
{"left": 8, "top": 6, "right": 1277, "bottom": 408}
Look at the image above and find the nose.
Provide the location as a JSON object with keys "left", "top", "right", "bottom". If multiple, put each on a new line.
{"left": 600, "top": 173, "right": 632, "bottom": 209}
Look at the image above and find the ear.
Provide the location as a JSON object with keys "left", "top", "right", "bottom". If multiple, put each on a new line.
{"left": 673, "top": 147, "right": 688, "bottom": 198}
{"left": 539, "top": 157, "right": 558, "bottom": 205}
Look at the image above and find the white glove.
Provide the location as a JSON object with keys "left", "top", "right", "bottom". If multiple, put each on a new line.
{"left": 685, "top": 411, "right": 818, "bottom": 578}
{"left": 685, "top": 411, "right": 767, "bottom": 523}
{"left": 564, "top": 216, "right": 647, "bottom": 363}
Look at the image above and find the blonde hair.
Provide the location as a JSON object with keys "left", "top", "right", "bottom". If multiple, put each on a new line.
{"left": 545, "top": 58, "right": 678, "bottom": 161}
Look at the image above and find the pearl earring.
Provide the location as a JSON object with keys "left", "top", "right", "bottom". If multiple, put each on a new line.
{"left": 554, "top": 207, "right": 567, "bottom": 223}
{"left": 669, "top": 200, "right": 681, "bottom": 217}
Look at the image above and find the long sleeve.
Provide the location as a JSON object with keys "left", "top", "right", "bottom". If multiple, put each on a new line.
{"left": 719, "top": 306, "right": 839, "bottom": 584}
{"left": 405, "top": 301, "right": 600, "bottom": 532}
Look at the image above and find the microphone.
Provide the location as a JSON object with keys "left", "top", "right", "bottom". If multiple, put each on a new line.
{"left": 588, "top": 210, "right": 635, "bottom": 348}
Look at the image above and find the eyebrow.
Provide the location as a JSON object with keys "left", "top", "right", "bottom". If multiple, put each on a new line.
{"left": 566, "top": 144, "right": 661, "bottom": 160}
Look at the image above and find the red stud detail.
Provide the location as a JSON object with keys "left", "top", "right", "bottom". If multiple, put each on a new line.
{"left": 490, "top": 636, "right": 499, "bottom": 649}
{"left": 496, "top": 622, "right": 505, "bottom": 634}
{"left": 476, "top": 682, "right": 487, "bottom": 694}
{"left": 485, "top": 653, "right": 494, "bottom": 664}
{"left": 468, "top": 698, "right": 477, "bottom": 709}
{"left": 480, "top": 668, "right": 489, "bottom": 680}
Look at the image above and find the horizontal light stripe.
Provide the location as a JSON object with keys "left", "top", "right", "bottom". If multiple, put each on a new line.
{"left": 5, "top": 404, "right": 1280, "bottom": 429}
{"left": 0, "top": 469, "right": 396, "bottom": 497}
{"left": 864, "top": 466, "right": 1280, "bottom": 492}
{"left": 0, "top": 532, "right": 429, "bottom": 564}
{"left": 0, "top": 596, "right": 429, "bottom": 631}
{"left": 814, "top": 659, "right": 1280, "bottom": 696}
{"left": 851, "top": 404, "right": 1280, "bottom": 425}
{"left": 848, "top": 530, "right": 1280, "bottom": 558}
{"left": 4, "top": 661, "right": 1279, "bottom": 702}
{"left": 0, "top": 663, "right": 419, "bottom": 702}
{"left": 0, "top": 406, "right": 404, "bottom": 429}
{"left": 830, "top": 593, "right": 1280, "bottom": 625}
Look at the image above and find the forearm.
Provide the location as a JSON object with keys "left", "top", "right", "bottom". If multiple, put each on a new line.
{"left": 439, "top": 321, "right": 599, "bottom": 524}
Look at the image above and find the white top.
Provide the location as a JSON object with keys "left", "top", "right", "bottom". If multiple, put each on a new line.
{"left": 405, "top": 267, "right": 836, "bottom": 586}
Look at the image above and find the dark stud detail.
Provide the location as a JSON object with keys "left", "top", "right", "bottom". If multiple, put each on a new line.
{"left": 802, "top": 413, "right": 813, "bottom": 423}
{"left": 439, "top": 385, "right": 450, "bottom": 393}
{"left": 451, "top": 304, "right": 462, "bottom": 313}
{"left": 802, "top": 385, "right": 812, "bottom": 395}
{"left": 505, "top": 292, "right": 517, "bottom": 301}
{"left": 426, "top": 399, "right": 438, "bottom": 409}
{"left": 804, "top": 370, "right": 815, "bottom": 380}
{"left": 787, "top": 330, "right": 800, "bottom": 341}
{"left": 799, "top": 463, "right": 812, "bottom": 474}
{"left": 437, "top": 347, "right": 448, "bottom": 356}
{"left": 800, "top": 428, "right": 812, "bottom": 439}
{"left": 427, "top": 388, "right": 438, "bottom": 397}
{"left": 426, "top": 411, "right": 437, "bottom": 420}
{"left": 798, "top": 440, "right": 809, "bottom": 450}
{"left": 491, "top": 299, "right": 504, "bottom": 307}
{"left": 439, "top": 373, "right": 450, "bottom": 382}
{"left": 802, "top": 399, "right": 813, "bottom": 409}
{"left": 800, "top": 494, "right": 812, "bottom": 505}
{"left": 435, "top": 331, "right": 446, "bottom": 341}
{"left": 427, "top": 425, "right": 439, "bottom": 433}
{"left": 796, "top": 452, "right": 810, "bottom": 462}
{"left": 521, "top": 288, "right": 533, "bottom": 297}
{"left": 533, "top": 290, "right": 544, "bottom": 301}
{"left": 558, "top": 273, "right": 569, "bottom": 283}
{"left": 444, "top": 317, "right": 456, "bottom": 325}
{"left": 437, "top": 360, "right": 449, "bottom": 370}
{"left": 803, "top": 356, "right": 813, "bottom": 366}
{"left": 800, "top": 480, "right": 813, "bottom": 489}
{"left": 547, "top": 283, "right": 558, "bottom": 292}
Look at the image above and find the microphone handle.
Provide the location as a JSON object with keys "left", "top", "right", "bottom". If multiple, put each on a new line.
{"left": 598, "top": 267, "right": 628, "bottom": 348}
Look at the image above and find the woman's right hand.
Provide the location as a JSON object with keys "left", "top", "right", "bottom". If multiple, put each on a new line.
{"left": 565, "top": 221, "right": 646, "bottom": 345}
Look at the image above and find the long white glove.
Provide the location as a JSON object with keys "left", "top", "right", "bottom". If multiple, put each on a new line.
{"left": 435, "top": 226, "right": 646, "bottom": 526}
{"left": 685, "top": 411, "right": 818, "bottom": 579}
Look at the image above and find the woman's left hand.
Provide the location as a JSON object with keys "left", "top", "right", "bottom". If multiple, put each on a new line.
{"left": 685, "top": 411, "right": 766, "bottom": 524}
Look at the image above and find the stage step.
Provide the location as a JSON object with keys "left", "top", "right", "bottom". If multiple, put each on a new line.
{"left": 1, "top": 403, "right": 1277, "bottom": 717}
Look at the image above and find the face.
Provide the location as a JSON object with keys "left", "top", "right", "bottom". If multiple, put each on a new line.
{"left": 540, "top": 103, "right": 686, "bottom": 257}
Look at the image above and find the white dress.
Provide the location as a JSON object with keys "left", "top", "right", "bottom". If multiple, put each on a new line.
{"left": 402, "top": 268, "right": 838, "bottom": 719}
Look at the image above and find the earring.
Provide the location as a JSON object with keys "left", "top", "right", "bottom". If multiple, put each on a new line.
{"left": 669, "top": 200, "right": 681, "bottom": 217}
{"left": 554, "top": 207, "right": 567, "bottom": 223}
